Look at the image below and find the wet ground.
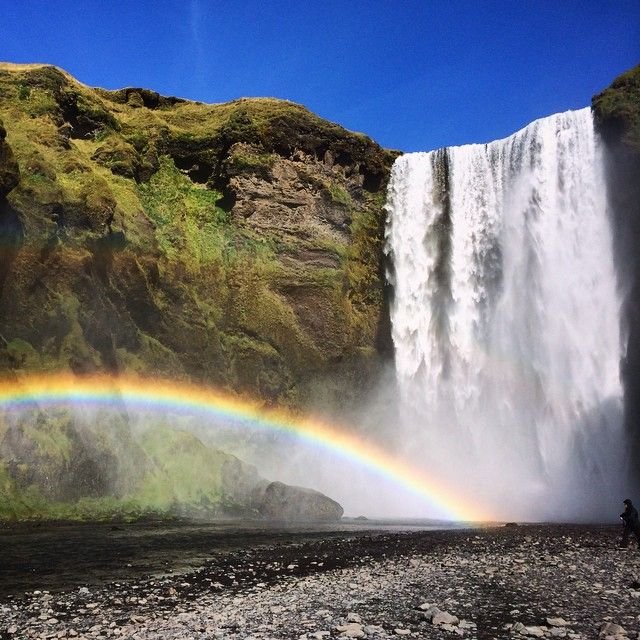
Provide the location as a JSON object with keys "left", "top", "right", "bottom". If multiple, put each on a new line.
{"left": 2, "top": 522, "right": 639, "bottom": 639}
{"left": 0, "top": 518, "right": 456, "bottom": 597}
{"left": 0, "top": 522, "right": 640, "bottom": 640}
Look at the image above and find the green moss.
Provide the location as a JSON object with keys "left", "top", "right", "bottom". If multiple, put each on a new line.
{"left": 22, "top": 411, "right": 75, "bottom": 465}
{"left": 135, "top": 424, "right": 225, "bottom": 508}
{"left": 137, "top": 159, "right": 233, "bottom": 290}
{"left": 345, "top": 192, "right": 385, "bottom": 308}
{"left": 228, "top": 149, "right": 276, "bottom": 178}
{"left": 325, "top": 182, "right": 353, "bottom": 208}
{"left": 223, "top": 333, "right": 280, "bottom": 360}
{"left": 139, "top": 156, "right": 226, "bottom": 233}
{"left": 0, "top": 62, "right": 393, "bottom": 494}
{"left": 0, "top": 411, "right": 255, "bottom": 522}
{"left": 6, "top": 339, "right": 41, "bottom": 367}
{"left": 17, "top": 84, "right": 30, "bottom": 100}
{"left": 22, "top": 87, "right": 58, "bottom": 116}
{"left": 593, "top": 65, "right": 640, "bottom": 150}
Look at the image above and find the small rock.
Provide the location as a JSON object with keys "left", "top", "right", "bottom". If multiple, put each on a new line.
{"left": 599, "top": 622, "right": 627, "bottom": 637}
{"left": 394, "top": 630, "right": 411, "bottom": 636}
{"left": 364, "top": 625, "right": 385, "bottom": 635}
{"left": 459, "top": 621, "right": 477, "bottom": 629}
{"left": 421, "top": 605, "right": 441, "bottom": 621}
{"left": 432, "top": 611, "right": 460, "bottom": 626}
{"left": 441, "top": 623, "right": 459, "bottom": 633}
{"left": 523, "top": 627, "right": 547, "bottom": 637}
{"left": 346, "top": 613, "right": 363, "bottom": 623}
{"left": 547, "top": 618, "right": 571, "bottom": 627}
{"left": 337, "top": 623, "right": 365, "bottom": 638}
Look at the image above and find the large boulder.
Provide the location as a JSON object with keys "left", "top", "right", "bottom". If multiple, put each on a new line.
{"left": 252, "top": 480, "right": 344, "bottom": 522}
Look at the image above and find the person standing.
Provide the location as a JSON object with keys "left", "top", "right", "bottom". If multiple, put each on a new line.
{"left": 620, "top": 498, "right": 640, "bottom": 549}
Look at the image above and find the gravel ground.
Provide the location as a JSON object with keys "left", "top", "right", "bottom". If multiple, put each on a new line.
{"left": 1, "top": 524, "right": 639, "bottom": 639}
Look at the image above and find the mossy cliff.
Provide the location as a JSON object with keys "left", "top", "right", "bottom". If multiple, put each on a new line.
{"left": 0, "top": 62, "right": 395, "bottom": 521}
{"left": 0, "top": 63, "right": 396, "bottom": 402}
{"left": 0, "top": 405, "right": 344, "bottom": 522}
{"left": 592, "top": 64, "right": 640, "bottom": 459}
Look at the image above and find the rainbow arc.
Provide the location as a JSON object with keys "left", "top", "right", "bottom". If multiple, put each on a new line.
{"left": 0, "top": 373, "right": 492, "bottom": 522}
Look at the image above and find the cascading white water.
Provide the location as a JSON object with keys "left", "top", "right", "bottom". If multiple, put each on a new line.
{"left": 385, "top": 108, "right": 626, "bottom": 521}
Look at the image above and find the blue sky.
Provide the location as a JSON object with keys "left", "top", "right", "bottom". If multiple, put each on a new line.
{"left": 2, "top": 1, "right": 638, "bottom": 151}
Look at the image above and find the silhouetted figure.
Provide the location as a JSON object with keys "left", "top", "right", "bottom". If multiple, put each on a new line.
{"left": 620, "top": 498, "right": 640, "bottom": 549}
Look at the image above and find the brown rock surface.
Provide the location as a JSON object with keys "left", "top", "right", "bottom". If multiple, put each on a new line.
{"left": 0, "top": 119, "right": 20, "bottom": 196}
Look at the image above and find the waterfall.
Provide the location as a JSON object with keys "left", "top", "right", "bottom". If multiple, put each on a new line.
{"left": 385, "top": 108, "right": 626, "bottom": 521}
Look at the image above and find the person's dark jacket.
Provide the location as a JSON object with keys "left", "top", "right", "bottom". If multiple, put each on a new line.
{"left": 621, "top": 501, "right": 640, "bottom": 530}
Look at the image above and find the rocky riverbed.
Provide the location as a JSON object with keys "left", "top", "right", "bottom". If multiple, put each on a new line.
{"left": 1, "top": 524, "right": 639, "bottom": 639}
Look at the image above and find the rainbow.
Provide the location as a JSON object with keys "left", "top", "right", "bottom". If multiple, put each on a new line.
{"left": 0, "top": 372, "right": 491, "bottom": 522}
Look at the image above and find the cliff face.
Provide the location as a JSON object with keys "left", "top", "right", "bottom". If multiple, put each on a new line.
{"left": 0, "top": 63, "right": 395, "bottom": 520}
{"left": 0, "top": 63, "right": 396, "bottom": 406}
{"left": 592, "top": 64, "right": 640, "bottom": 457}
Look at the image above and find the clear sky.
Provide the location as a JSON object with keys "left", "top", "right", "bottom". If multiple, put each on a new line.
{"left": 1, "top": 1, "right": 638, "bottom": 151}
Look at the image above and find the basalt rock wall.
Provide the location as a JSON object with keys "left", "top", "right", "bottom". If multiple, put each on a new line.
{"left": 592, "top": 64, "right": 640, "bottom": 465}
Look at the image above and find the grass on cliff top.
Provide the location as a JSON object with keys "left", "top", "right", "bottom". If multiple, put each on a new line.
{"left": 117, "top": 95, "right": 376, "bottom": 150}
{"left": 593, "top": 64, "right": 640, "bottom": 149}
{"left": 0, "top": 63, "right": 389, "bottom": 165}
{"left": 0, "top": 61, "right": 346, "bottom": 137}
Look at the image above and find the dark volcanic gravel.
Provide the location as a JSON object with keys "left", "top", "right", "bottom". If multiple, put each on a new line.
{"left": 1, "top": 524, "right": 639, "bottom": 639}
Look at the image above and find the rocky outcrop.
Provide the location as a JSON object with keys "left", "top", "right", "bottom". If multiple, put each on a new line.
{"left": 252, "top": 481, "right": 344, "bottom": 521}
{"left": 0, "top": 405, "right": 343, "bottom": 522}
{"left": 592, "top": 65, "right": 640, "bottom": 463}
{"left": 0, "top": 63, "right": 395, "bottom": 407}
{"left": 0, "top": 119, "right": 20, "bottom": 196}
{"left": 0, "top": 118, "right": 23, "bottom": 296}
{"left": 593, "top": 65, "right": 640, "bottom": 151}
